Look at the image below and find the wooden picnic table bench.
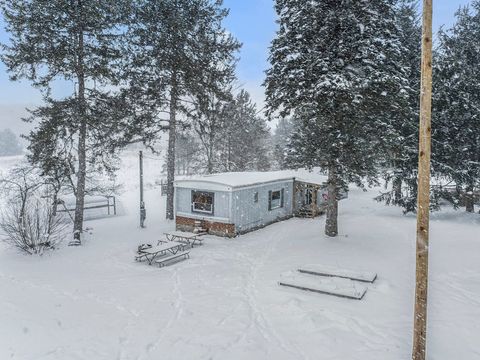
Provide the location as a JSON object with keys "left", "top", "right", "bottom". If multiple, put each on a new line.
{"left": 155, "top": 250, "right": 190, "bottom": 267}
{"left": 135, "top": 242, "right": 185, "bottom": 265}
{"left": 164, "top": 231, "right": 205, "bottom": 247}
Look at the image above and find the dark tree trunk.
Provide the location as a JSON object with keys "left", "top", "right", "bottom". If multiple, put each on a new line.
{"left": 325, "top": 165, "right": 338, "bottom": 237}
{"left": 227, "top": 135, "right": 231, "bottom": 172}
{"left": 71, "top": 0, "right": 86, "bottom": 246}
{"left": 207, "top": 153, "right": 214, "bottom": 174}
{"left": 393, "top": 176, "right": 402, "bottom": 204}
{"left": 207, "top": 138, "right": 214, "bottom": 174}
{"left": 166, "top": 72, "right": 178, "bottom": 220}
{"left": 465, "top": 184, "right": 475, "bottom": 213}
{"left": 52, "top": 190, "right": 58, "bottom": 217}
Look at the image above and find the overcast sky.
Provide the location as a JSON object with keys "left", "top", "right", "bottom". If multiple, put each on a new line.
{"left": 0, "top": 0, "right": 475, "bottom": 135}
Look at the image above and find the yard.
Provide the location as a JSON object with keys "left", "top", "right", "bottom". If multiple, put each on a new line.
{"left": 0, "top": 159, "right": 478, "bottom": 359}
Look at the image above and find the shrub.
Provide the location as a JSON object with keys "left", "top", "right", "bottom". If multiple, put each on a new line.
{"left": 0, "top": 196, "right": 68, "bottom": 255}
{"left": 0, "top": 165, "right": 69, "bottom": 254}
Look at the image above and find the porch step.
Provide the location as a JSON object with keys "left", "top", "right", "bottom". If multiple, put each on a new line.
{"left": 193, "top": 220, "right": 207, "bottom": 234}
{"left": 296, "top": 208, "right": 316, "bottom": 218}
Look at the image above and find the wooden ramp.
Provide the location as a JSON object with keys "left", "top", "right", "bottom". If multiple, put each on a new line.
{"left": 298, "top": 265, "right": 377, "bottom": 283}
{"left": 279, "top": 273, "right": 367, "bottom": 300}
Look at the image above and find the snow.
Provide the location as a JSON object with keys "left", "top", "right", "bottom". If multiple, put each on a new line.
{"left": 279, "top": 271, "right": 368, "bottom": 300}
{"left": 298, "top": 264, "right": 377, "bottom": 283}
{"left": 175, "top": 169, "right": 328, "bottom": 190}
{"left": 1, "top": 154, "right": 479, "bottom": 359}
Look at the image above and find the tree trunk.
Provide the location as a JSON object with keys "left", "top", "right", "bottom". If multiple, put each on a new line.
{"left": 393, "top": 176, "right": 402, "bottom": 205}
{"left": 207, "top": 141, "right": 214, "bottom": 174}
{"left": 70, "top": 0, "right": 86, "bottom": 246}
{"left": 465, "top": 184, "right": 475, "bottom": 213}
{"left": 166, "top": 71, "right": 178, "bottom": 220}
{"left": 207, "top": 107, "right": 216, "bottom": 174}
{"left": 52, "top": 190, "right": 58, "bottom": 217}
{"left": 227, "top": 135, "right": 231, "bottom": 172}
{"left": 325, "top": 165, "right": 338, "bottom": 237}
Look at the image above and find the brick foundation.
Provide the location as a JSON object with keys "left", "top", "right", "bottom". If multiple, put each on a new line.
{"left": 176, "top": 216, "right": 236, "bottom": 238}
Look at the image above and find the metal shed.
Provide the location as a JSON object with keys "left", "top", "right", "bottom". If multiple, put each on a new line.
{"left": 174, "top": 170, "right": 331, "bottom": 237}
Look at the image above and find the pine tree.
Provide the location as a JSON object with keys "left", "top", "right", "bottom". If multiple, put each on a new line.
{"left": 217, "top": 90, "right": 271, "bottom": 172}
{"left": 1, "top": 0, "right": 129, "bottom": 245}
{"left": 265, "top": 0, "right": 408, "bottom": 236}
{"left": 434, "top": 2, "right": 480, "bottom": 213}
{"left": 174, "top": 131, "right": 203, "bottom": 175}
{"left": 272, "top": 117, "right": 294, "bottom": 169}
{"left": 192, "top": 96, "right": 229, "bottom": 174}
{"left": 124, "top": 0, "right": 240, "bottom": 219}
{"left": 376, "top": 0, "right": 422, "bottom": 213}
{"left": 192, "top": 89, "right": 271, "bottom": 173}
{"left": 190, "top": 81, "right": 235, "bottom": 174}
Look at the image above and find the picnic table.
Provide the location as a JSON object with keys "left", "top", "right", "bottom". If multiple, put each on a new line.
{"left": 136, "top": 242, "right": 185, "bottom": 265}
{"left": 164, "top": 231, "right": 205, "bottom": 247}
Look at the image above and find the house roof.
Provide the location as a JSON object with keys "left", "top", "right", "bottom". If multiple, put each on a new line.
{"left": 174, "top": 169, "right": 328, "bottom": 191}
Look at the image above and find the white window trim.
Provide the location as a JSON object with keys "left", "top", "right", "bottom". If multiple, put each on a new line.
{"left": 270, "top": 190, "right": 283, "bottom": 210}
{"left": 191, "top": 191, "right": 215, "bottom": 215}
{"left": 192, "top": 202, "right": 213, "bottom": 214}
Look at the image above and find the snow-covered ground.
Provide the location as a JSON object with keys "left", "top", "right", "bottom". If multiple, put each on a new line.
{"left": 0, "top": 154, "right": 479, "bottom": 360}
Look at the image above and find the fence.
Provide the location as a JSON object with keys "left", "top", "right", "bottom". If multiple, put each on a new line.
{"left": 56, "top": 195, "right": 117, "bottom": 220}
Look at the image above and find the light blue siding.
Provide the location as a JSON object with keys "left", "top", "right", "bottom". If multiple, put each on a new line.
{"left": 175, "top": 179, "right": 335, "bottom": 235}
{"left": 231, "top": 180, "right": 294, "bottom": 232}
{"left": 175, "top": 187, "right": 231, "bottom": 221}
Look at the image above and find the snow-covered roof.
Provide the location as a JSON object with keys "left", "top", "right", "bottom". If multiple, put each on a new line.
{"left": 174, "top": 169, "right": 328, "bottom": 192}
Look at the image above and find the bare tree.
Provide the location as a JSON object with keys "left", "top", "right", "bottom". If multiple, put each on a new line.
{"left": 0, "top": 165, "right": 69, "bottom": 254}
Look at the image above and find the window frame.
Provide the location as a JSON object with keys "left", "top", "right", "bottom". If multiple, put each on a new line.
{"left": 268, "top": 188, "right": 284, "bottom": 211}
{"left": 191, "top": 190, "right": 215, "bottom": 215}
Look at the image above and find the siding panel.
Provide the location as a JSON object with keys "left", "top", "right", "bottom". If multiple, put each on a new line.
{"left": 232, "top": 181, "right": 294, "bottom": 232}
{"left": 175, "top": 187, "right": 231, "bottom": 221}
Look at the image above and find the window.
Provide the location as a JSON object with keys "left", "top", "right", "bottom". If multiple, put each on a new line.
{"left": 191, "top": 191, "right": 214, "bottom": 214}
{"left": 268, "top": 189, "right": 284, "bottom": 210}
{"left": 254, "top": 192, "right": 259, "bottom": 203}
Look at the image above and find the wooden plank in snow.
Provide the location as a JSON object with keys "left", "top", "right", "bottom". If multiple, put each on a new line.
{"left": 279, "top": 274, "right": 367, "bottom": 300}
{"left": 298, "top": 265, "right": 377, "bottom": 283}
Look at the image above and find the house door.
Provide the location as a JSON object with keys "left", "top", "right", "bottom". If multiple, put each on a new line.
{"left": 304, "top": 189, "right": 313, "bottom": 205}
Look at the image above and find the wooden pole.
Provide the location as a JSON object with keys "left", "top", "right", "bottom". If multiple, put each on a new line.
{"left": 412, "top": 1, "right": 433, "bottom": 359}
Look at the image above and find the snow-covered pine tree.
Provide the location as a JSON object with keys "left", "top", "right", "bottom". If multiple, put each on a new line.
{"left": 1, "top": 0, "right": 129, "bottom": 245}
{"left": 217, "top": 90, "right": 272, "bottom": 172}
{"left": 265, "top": 0, "right": 408, "bottom": 236}
{"left": 434, "top": 2, "right": 480, "bottom": 213}
{"left": 174, "top": 131, "right": 204, "bottom": 176}
{"left": 272, "top": 117, "right": 294, "bottom": 170}
{"left": 192, "top": 95, "right": 230, "bottom": 174}
{"left": 124, "top": 0, "right": 240, "bottom": 219}
{"left": 376, "top": 0, "right": 422, "bottom": 212}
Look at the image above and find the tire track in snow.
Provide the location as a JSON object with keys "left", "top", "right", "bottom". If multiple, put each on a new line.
{"left": 232, "top": 227, "right": 308, "bottom": 360}
{"left": 0, "top": 271, "right": 143, "bottom": 360}
{"left": 141, "top": 267, "right": 183, "bottom": 359}
{"left": 0, "top": 272, "right": 140, "bottom": 317}
{"left": 434, "top": 271, "right": 480, "bottom": 307}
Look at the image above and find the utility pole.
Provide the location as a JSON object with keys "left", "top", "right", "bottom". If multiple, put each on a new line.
{"left": 412, "top": 1, "right": 433, "bottom": 359}
{"left": 139, "top": 150, "right": 146, "bottom": 228}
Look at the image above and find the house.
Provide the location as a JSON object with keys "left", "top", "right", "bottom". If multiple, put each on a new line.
{"left": 174, "top": 170, "right": 339, "bottom": 237}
